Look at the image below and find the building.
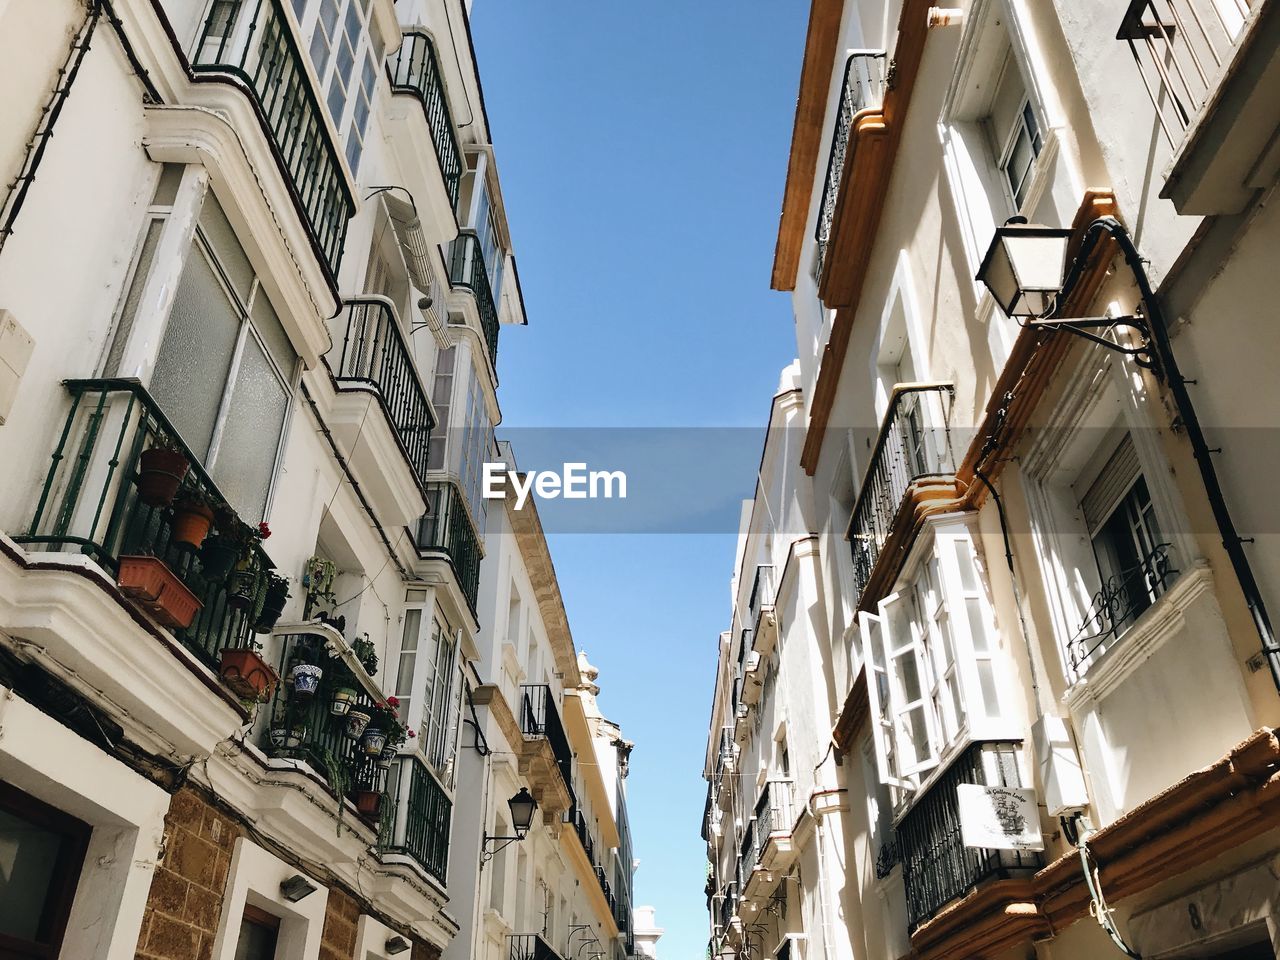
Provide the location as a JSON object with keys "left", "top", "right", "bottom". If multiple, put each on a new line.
{"left": 706, "top": 1, "right": 1280, "bottom": 960}
{"left": 0, "top": 2, "right": 635, "bottom": 959}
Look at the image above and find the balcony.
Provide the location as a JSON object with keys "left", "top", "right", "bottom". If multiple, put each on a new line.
{"left": 381, "top": 752, "right": 453, "bottom": 884}
{"left": 1068, "top": 542, "right": 1177, "bottom": 672}
{"left": 570, "top": 805, "right": 597, "bottom": 865}
{"left": 259, "top": 629, "right": 391, "bottom": 823}
{"left": 509, "top": 934, "right": 562, "bottom": 960}
{"left": 847, "top": 383, "right": 957, "bottom": 611}
{"left": 332, "top": 297, "right": 434, "bottom": 487}
{"left": 190, "top": 0, "right": 354, "bottom": 278}
{"left": 715, "top": 882, "right": 740, "bottom": 941}
{"left": 449, "top": 232, "right": 501, "bottom": 373}
{"left": 17, "top": 379, "right": 269, "bottom": 672}
{"left": 814, "top": 50, "right": 887, "bottom": 285}
{"left": 388, "top": 31, "right": 463, "bottom": 217}
{"left": 748, "top": 564, "right": 777, "bottom": 654}
{"left": 898, "top": 741, "right": 1040, "bottom": 931}
{"left": 517, "top": 683, "right": 576, "bottom": 818}
{"left": 740, "top": 780, "right": 795, "bottom": 899}
{"left": 1120, "top": 0, "right": 1275, "bottom": 214}
{"left": 415, "top": 480, "right": 483, "bottom": 611}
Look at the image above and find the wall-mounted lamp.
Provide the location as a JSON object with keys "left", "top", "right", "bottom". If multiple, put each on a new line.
{"left": 385, "top": 935, "right": 412, "bottom": 955}
{"left": 279, "top": 874, "right": 318, "bottom": 902}
{"left": 481, "top": 788, "right": 538, "bottom": 864}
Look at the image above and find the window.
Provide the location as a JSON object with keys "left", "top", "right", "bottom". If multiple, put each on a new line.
{"left": 473, "top": 183, "right": 505, "bottom": 300}
{"left": 995, "top": 100, "right": 1042, "bottom": 209}
{"left": 0, "top": 783, "right": 91, "bottom": 960}
{"left": 234, "top": 904, "right": 280, "bottom": 960}
{"left": 291, "top": 0, "right": 385, "bottom": 172}
{"left": 458, "top": 372, "right": 495, "bottom": 528}
{"left": 399, "top": 593, "right": 463, "bottom": 786}
{"left": 149, "top": 194, "right": 297, "bottom": 522}
{"left": 426, "top": 346, "right": 456, "bottom": 471}
{"left": 860, "top": 522, "right": 1008, "bottom": 802}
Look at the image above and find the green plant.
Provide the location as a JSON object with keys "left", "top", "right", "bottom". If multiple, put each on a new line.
{"left": 319, "top": 746, "right": 354, "bottom": 835}
{"left": 351, "top": 635, "right": 378, "bottom": 676}
{"left": 302, "top": 555, "right": 337, "bottom": 618}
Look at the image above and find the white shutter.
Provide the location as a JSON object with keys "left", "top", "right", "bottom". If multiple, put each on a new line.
{"left": 880, "top": 592, "right": 939, "bottom": 779}
{"left": 859, "top": 609, "right": 912, "bottom": 790}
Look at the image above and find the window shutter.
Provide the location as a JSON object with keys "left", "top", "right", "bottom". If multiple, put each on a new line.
{"left": 1079, "top": 434, "right": 1140, "bottom": 533}
{"left": 880, "top": 592, "right": 939, "bottom": 779}
{"left": 859, "top": 610, "right": 911, "bottom": 790}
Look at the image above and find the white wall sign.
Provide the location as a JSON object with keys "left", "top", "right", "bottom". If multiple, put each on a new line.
{"left": 957, "top": 784, "right": 1045, "bottom": 852}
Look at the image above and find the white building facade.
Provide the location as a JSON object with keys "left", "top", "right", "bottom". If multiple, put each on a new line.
{"left": 0, "top": 2, "right": 638, "bottom": 959}
{"left": 707, "top": 1, "right": 1280, "bottom": 960}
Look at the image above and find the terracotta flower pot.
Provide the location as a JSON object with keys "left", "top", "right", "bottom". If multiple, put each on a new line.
{"left": 219, "top": 647, "right": 279, "bottom": 701}
{"left": 171, "top": 500, "right": 215, "bottom": 550}
{"left": 199, "top": 537, "right": 239, "bottom": 582}
{"left": 117, "top": 555, "right": 202, "bottom": 629}
{"left": 353, "top": 790, "right": 381, "bottom": 818}
{"left": 137, "top": 447, "right": 190, "bottom": 507}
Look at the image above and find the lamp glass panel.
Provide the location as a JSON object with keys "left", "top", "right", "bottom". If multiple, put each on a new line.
{"left": 1005, "top": 233, "right": 1069, "bottom": 291}
{"left": 981, "top": 244, "right": 1019, "bottom": 314}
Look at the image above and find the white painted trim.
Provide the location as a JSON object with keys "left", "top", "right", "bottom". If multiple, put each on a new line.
{"left": 209, "top": 837, "right": 330, "bottom": 960}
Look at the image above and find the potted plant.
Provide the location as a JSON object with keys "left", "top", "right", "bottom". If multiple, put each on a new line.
{"left": 361, "top": 698, "right": 403, "bottom": 757}
{"left": 199, "top": 507, "right": 242, "bottom": 582}
{"left": 219, "top": 641, "right": 278, "bottom": 702}
{"left": 377, "top": 723, "right": 414, "bottom": 770}
{"left": 117, "top": 554, "right": 202, "bottom": 629}
{"left": 269, "top": 711, "right": 306, "bottom": 751}
{"left": 352, "top": 788, "right": 382, "bottom": 818}
{"left": 285, "top": 636, "right": 324, "bottom": 697}
{"left": 137, "top": 437, "right": 190, "bottom": 507}
{"left": 302, "top": 555, "right": 337, "bottom": 620}
{"left": 228, "top": 522, "right": 271, "bottom": 611}
{"left": 343, "top": 707, "right": 373, "bottom": 740}
{"left": 351, "top": 635, "right": 378, "bottom": 676}
{"left": 329, "top": 686, "right": 359, "bottom": 717}
{"left": 253, "top": 572, "right": 291, "bottom": 634}
{"left": 171, "top": 489, "right": 215, "bottom": 551}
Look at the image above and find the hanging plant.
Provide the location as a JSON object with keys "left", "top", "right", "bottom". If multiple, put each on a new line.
{"left": 351, "top": 635, "right": 378, "bottom": 676}
{"left": 329, "top": 685, "right": 359, "bottom": 717}
{"left": 302, "top": 555, "right": 337, "bottom": 619}
{"left": 137, "top": 437, "right": 190, "bottom": 508}
{"left": 253, "top": 572, "right": 291, "bottom": 634}
{"left": 343, "top": 708, "right": 373, "bottom": 740}
{"left": 171, "top": 489, "right": 215, "bottom": 551}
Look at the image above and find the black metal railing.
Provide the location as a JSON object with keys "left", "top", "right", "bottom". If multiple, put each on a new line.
{"left": 1118, "top": 0, "right": 1253, "bottom": 146}
{"left": 714, "top": 727, "right": 735, "bottom": 788}
{"left": 191, "top": 0, "right": 354, "bottom": 276}
{"left": 519, "top": 684, "right": 575, "bottom": 801}
{"left": 716, "top": 882, "right": 738, "bottom": 934}
{"left": 334, "top": 298, "right": 434, "bottom": 486}
{"left": 449, "top": 231, "right": 501, "bottom": 371}
{"left": 898, "top": 741, "right": 1039, "bottom": 931}
{"left": 814, "top": 50, "right": 887, "bottom": 281}
{"left": 262, "top": 631, "right": 389, "bottom": 813}
{"left": 847, "top": 384, "right": 955, "bottom": 608}
{"left": 1069, "top": 543, "right": 1177, "bottom": 669}
{"left": 753, "top": 780, "right": 795, "bottom": 854}
{"left": 748, "top": 564, "right": 775, "bottom": 627}
{"left": 570, "top": 805, "right": 596, "bottom": 865}
{"left": 594, "top": 864, "right": 614, "bottom": 907}
{"left": 382, "top": 753, "right": 452, "bottom": 883}
{"left": 415, "top": 480, "right": 482, "bottom": 609}
{"left": 737, "top": 815, "right": 758, "bottom": 889}
{"left": 18, "top": 379, "right": 269, "bottom": 669}
{"left": 509, "top": 934, "right": 562, "bottom": 960}
{"left": 389, "top": 30, "right": 462, "bottom": 211}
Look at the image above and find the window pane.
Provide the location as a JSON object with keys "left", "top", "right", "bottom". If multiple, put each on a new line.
{"left": 250, "top": 289, "right": 296, "bottom": 376}
{"left": 318, "top": 0, "right": 339, "bottom": 36}
{"left": 397, "top": 607, "right": 422, "bottom": 721}
{"left": 151, "top": 245, "right": 241, "bottom": 459}
{"left": 309, "top": 28, "right": 331, "bottom": 75}
{"left": 212, "top": 335, "right": 289, "bottom": 521}
{"left": 234, "top": 917, "right": 278, "bottom": 960}
{"left": 0, "top": 807, "right": 65, "bottom": 941}
{"left": 199, "top": 195, "right": 254, "bottom": 305}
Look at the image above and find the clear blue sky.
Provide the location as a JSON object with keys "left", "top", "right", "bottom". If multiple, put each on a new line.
{"left": 469, "top": 4, "right": 807, "bottom": 957}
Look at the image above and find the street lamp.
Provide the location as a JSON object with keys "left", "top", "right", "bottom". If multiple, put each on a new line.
{"left": 481, "top": 788, "right": 539, "bottom": 864}
{"left": 973, "top": 213, "right": 1280, "bottom": 693}
{"left": 975, "top": 216, "right": 1072, "bottom": 318}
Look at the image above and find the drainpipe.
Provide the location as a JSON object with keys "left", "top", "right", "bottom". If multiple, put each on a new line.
{"left": 808, "top": 786, "right": 845, "bottom": 960}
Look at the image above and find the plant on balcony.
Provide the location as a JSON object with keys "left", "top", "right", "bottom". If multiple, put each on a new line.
{"left": 352, "top": 787, "right": 382, "bottom": 818}
{"left": 198, "top": 506, "right": 242, "bottom": 582}
{"left": 171, "top": 489, "right": 215, "bottom": 551}
{"left": 302, "top": 555, "right": 337, "bottom": 619}
{"left": 253, "top": 572, "right": 291, "bottom": 634}
{"left": 116, "top": 554, "right": 203, "bottom": 629}
{"left": 377, "top": 718, "right": 414, "bottom": 770}
{"left": 329, "top": 685, "right": 358, "bottom": 717}
{"left": 350, "top": 635, "right": 378, "bottom": 676}
{"left": 136, "top": 437, "right": 190, "bottom": 507}
{"left": 362, "top": 697, "right": 407, "bottom": 758}
{"left": 285, "top": 635, "right": 324, "bottom": 697}
{"left": 218, "top": 641, "right": 278, "bottom": 702}
{"left": 225, "top": 522, "right": 272, "bottom": 609}
{"left": 343, "top": 707, "right": 373, "bottom": 740}
{"left": 268, "top": 720, "right": 306, "bottom": 750}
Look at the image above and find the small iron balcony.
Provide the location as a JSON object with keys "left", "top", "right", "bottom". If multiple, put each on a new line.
{"left": 748, "top": 564, "right": 775, "bottom": 629}
{"left": 815, "top": 50, "right": 887, "bottom": 282}
{"left": 191, "top": 0, "right": 355, "bottom": 277}
{"left": 19, "top": 379, "right": 270, "bottom": 670}
{"left": 333, "top": 298, "right": 434, "bottom": 487}
{"left": 389, "top": 30, "right": 463, "bottom": 212}
{"left": 1068, "top": 542, "right": 1177, "bottom": 670}
{"left": 847, "top": 383, "right": 955, "bottom": 609}
{"left": 449, "top": 231, "right": 501, "bottom": 372}
{"left": 520, "top": 683, "right": 576, "bottom": 803}
{"left": 1118, "top": 0, "right": 1253, "bottom": 146}
{"left": 898, "top": 741, "right": 1040, "bottom": 930}
{"left": 415, "top": 480, "right": 483, "bottom": 610}
{"left": 509, "top": 934, "right": 563, "bottom": 960}
{"left": 382, "top": 752, "right": 453, "bottom": 884}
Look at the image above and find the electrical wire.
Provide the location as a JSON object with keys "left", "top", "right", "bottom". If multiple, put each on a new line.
{"left": 1075, "top": 822, "right": 1142, "bottom": 958}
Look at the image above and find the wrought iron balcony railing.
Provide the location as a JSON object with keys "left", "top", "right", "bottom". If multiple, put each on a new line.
{"left": 753, "top": 779, "right": 794, "bottom": 853}
{"left": 262, "top": 630, "right": 390, "bottom": 815}
{"left": 1118, "top": 0, "right": 1253, "bottom": 146}
{"left": 748, "top": 564, "right": 775, "bottom": 627}
{"left": 713, "top": 727, "right": 735, "bottom": 788}
{"left": 715, "top": 882, "right": 738, "bottom": 934}
{"left": 415, "top": 480, "right": 482, "bottom": 609}
{"left": 520, "top": 684, "right": 575, "bottom": 802}
{"left": 898, "top": 741, "right": 1040, "bottom": 931}
{"left": 18, "top": 379, "right": 269, "bottom": 669}
{"left": 382, "top": 753, "right": 452, "bottom": 883}
{"left": 389, "top": 30, "right": 463, "bottom": 212}
{"left": 191, "top": 0, "right": 354, "bottom": 277}
{"left": 737, "top": 816, "right": 758, "bottom": 889}
{"left": 509, "top": 934, "right": 562, "bottom": 960}
{"left": 449, "top": 231, "right": 501, "bottom": 371}
{"left": 847, "top": 383, "right": 955, "bottom": 608}
{"left": 1069, "top": 543, "right": 1177, "bottom": 670}
{"left": 570, "top": 805, "right": 597, "bottom": 865}
{"left": 334, "top": 297, "right": 434, "bottom": 486}
{"left": 814, "top": 50, "right": 887, "bottom": 281}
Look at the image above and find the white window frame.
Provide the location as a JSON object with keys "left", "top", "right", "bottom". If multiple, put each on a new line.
{"left": 398, "top": 591, "right": 464, "bottom": 788}
{"left": 209, "top": 838, "right": 329, "bottom": 960}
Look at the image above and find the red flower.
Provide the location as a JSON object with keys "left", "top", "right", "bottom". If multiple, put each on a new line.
{"left": 387, "top": 696, "right": 400, "bottom": 708}
{"left": 257, "top": 522, "right": 272, "bottom": 540}
{"left": 407, "top": 729, "right": 417, "bottom": 738}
